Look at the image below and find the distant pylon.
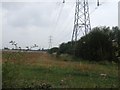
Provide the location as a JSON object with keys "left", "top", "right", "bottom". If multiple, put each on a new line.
{"left": 48, "top": 36, "right": 52, "bottom": 49}
{"left": 72, "top": 0, "right": 91, "bottom": 43}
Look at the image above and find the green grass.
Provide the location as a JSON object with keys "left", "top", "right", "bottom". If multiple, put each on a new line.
{"left": 2, "top": 51, "right": 119, "bottom": 88}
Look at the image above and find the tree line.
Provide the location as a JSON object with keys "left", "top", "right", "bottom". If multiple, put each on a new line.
{"left": 48, "top": 26, "right": 120, "bottom": 62}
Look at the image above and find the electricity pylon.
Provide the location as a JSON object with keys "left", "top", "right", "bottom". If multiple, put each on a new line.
{"left": 48, "top": 36, "right": 52, "bottom": 49}
{"left": 71, "top": 0, "right": 91, "bottom": 43}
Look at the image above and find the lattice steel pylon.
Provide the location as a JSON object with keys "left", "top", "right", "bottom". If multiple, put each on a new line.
{"left": 48, "top": 36, "right": 52, "bottom": 49}
{"left": 72, "top": 0, "right": 91, "bottom": 42}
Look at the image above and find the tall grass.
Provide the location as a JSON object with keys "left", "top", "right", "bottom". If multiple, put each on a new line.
{"left": 2, "top": 51, "right": 119, "bottom": 88}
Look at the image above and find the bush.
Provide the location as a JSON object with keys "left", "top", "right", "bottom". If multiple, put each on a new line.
{"left": 48, "top": 47, "right": 59, "bottom": 54}
{"left": 57, "top": 26, "right": 120, "bottom": 62}
{"left": 2, "top": 61, "right": 20, "bottom": 88}
{"left": 76, "top": 27, "right": 113, "bottom": 61}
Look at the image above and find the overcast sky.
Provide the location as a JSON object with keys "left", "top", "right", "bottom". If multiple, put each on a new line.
{"left": 1, "top": 0, "right": 119, "bottom": 49}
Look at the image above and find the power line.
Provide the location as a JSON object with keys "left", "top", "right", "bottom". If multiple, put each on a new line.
{"left": 49, "top": 2, "right": 65, "bottom": 35}
{"left": 52, "top": 2, "right": 75, "bottom": 44}
{"left": 51, "top": 3, "right": 65, "bottom": 35}
{"left": 90, "top": 1, "right": 106, "bottom": 15}
{"left": 50, "top": 0, "right": 108, "bottom": 48}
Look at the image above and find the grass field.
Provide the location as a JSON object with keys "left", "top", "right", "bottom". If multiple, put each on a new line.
{"left": 2, "top": 51, "right": 119, "bottom": 88}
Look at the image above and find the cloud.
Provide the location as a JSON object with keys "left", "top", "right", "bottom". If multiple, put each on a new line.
{"left": 1, "top": 0, "right": 119, "bottom": 49}
{"left": 2, "top": 2, "right": 56, "bottom": 28}
{"left": 0, "top": 3, "right": 2, "bottom": 49}
{"left": 2, "top": 1, "right": 75, "bottom": 48}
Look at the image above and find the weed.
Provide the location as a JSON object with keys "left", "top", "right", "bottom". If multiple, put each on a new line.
{"left": 2, "top": 51, "right": 119, "bottom": 88}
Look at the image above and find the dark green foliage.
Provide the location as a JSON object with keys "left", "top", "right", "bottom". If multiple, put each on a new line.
{"left": 111, "top": 27, "right": 120, "bottom": 57}
{"left": 77, "top": 27, "right": 113, "bottom": 61}
{"left": 57, "top": 42, "right": 73, "bottom": 55}
{"left": 2, "top": 61, "right": 20, "bottom": 88}
{"left": 57, "top": 26, "right": 120, "bottom": 61}
{"left": 48, "top": 47, "right": 59, "bottom": 54}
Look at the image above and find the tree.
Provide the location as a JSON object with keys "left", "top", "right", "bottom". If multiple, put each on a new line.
{"left": 111, "top": 27, "right": 120, "bottom": 58}
{"left": 57, "top": 42, "right": 73, "bottom": 55}
{"left": 9, "top": 41, "right": 18, "bottom": 49}
{"left": 76, "top": 27, "right": 113, "bottom": 61}
{"left": 57, "top": 26, "right": 120, "bottom": 62}
{"left": 48, "top": 47, "right": 59, "bottom": 54}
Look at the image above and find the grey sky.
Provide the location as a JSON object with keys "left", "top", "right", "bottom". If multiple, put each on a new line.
{"left": 1, "top": 0, "right": 119, "bottom": 49}
{"left": 118, "top": 1, "right": 120, "bottom": 28}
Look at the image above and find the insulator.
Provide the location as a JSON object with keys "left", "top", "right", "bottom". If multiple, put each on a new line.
{"left": 63, "top": 0, "right": 65, "bottom": 3}
{"left": 97, "top": 0, "right": 100, "bottom": 6}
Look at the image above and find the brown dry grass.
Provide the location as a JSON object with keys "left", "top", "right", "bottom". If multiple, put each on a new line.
{"left": 2, "top": 51, "right": 118, "bottom": 75}
{"left": 2, "top": 51, "right": 118, "bottom": 88}
{"left": 0, "top": 51, "right": 2, "bottom": 64}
